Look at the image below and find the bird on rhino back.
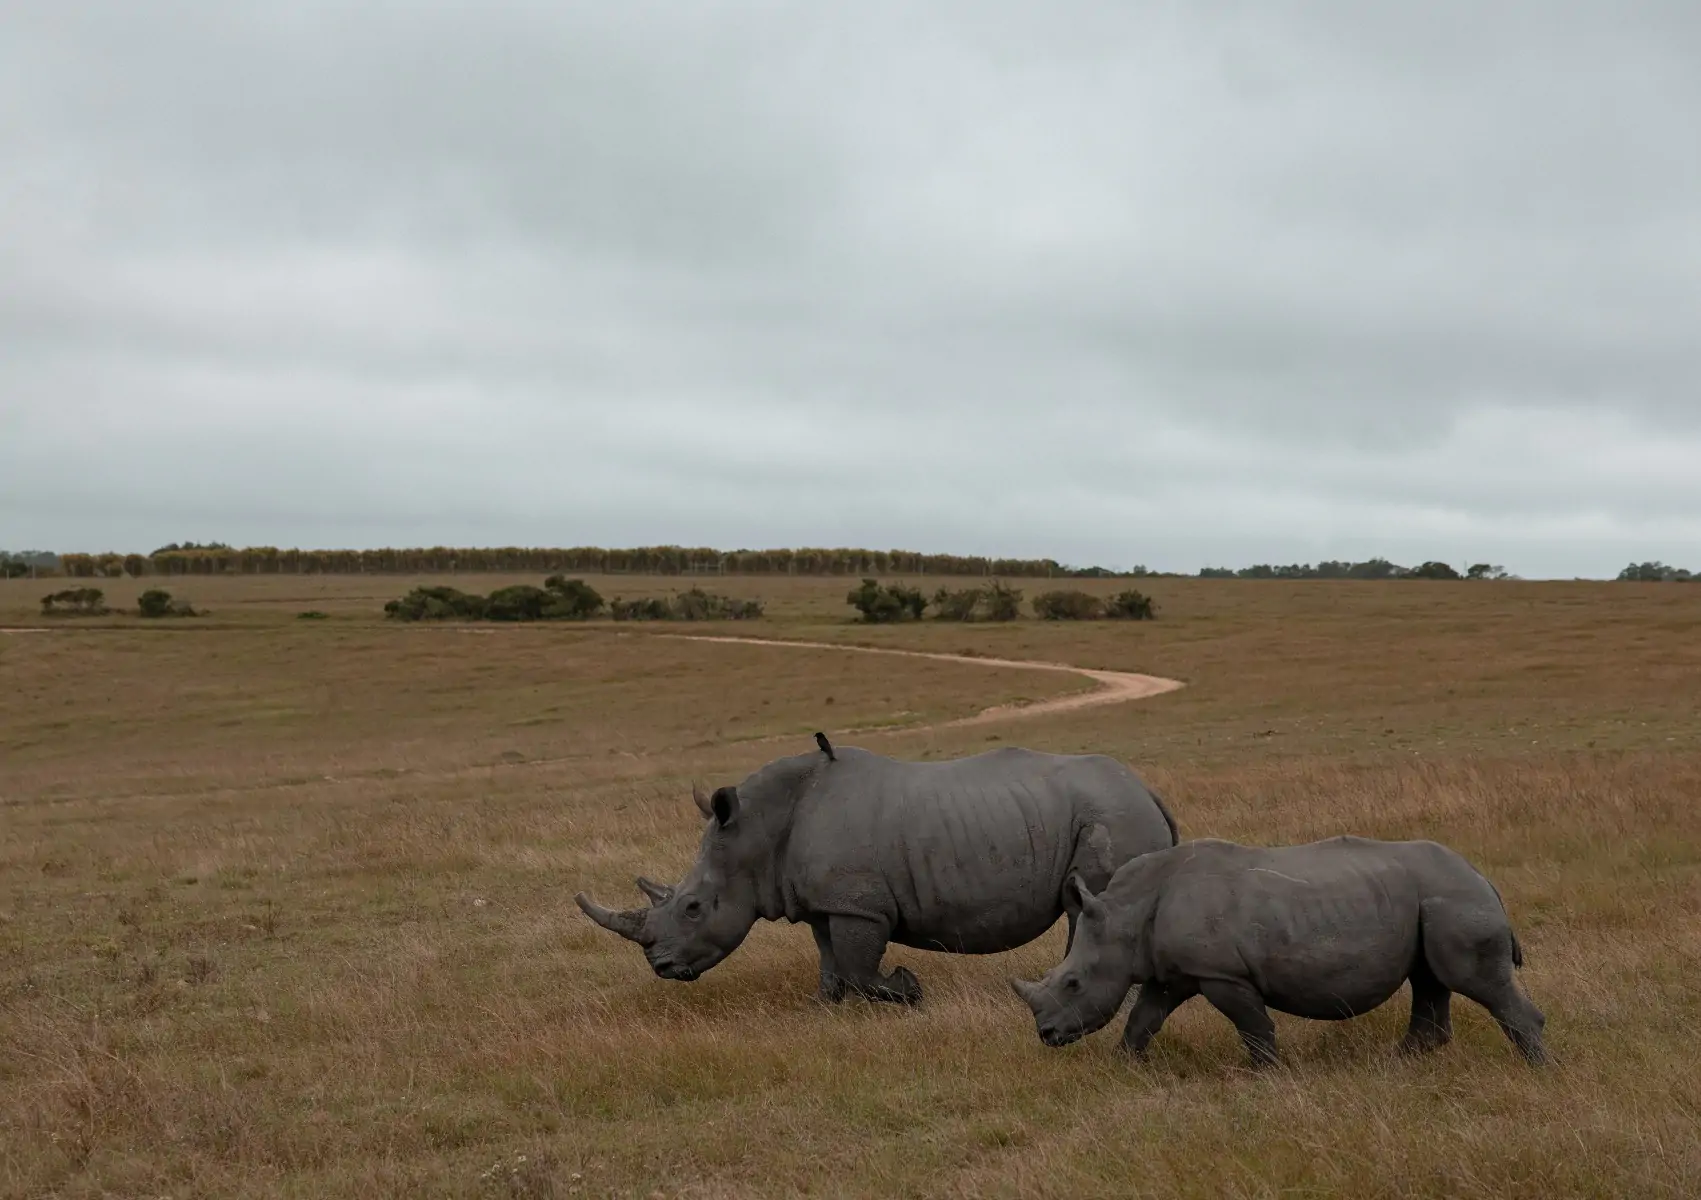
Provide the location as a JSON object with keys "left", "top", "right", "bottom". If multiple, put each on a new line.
{"left": 576, "top": 733, "right": 1180, "bottom": 1005}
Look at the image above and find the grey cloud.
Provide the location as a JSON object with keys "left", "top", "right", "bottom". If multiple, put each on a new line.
{"left": 3, "top": 1, "right": 1700, "bottom": 576}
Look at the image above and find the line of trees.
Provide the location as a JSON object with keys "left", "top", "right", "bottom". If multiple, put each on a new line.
{"left": 1196, "top": 559, "right": 1515, "bottom": 581}
{"left": 48, "top": 545, "right": 1150, "bottom": 579}
{"left": 0, "top": 550, "right": 59, "bottom": 578}
{"left": 14, "top": 545, "right": 1698, "bottom": 583}
{"left": 1616, "top": 562, "right": 1698, "bottom": 582}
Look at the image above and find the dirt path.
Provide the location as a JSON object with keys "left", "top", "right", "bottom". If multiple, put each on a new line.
{"left": 658, "top": 633, "right": 1184, "bottom": 735}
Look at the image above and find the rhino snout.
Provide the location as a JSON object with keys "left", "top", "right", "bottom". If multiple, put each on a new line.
{"left": 1037, "top": 1021, "right": 1083, "bottom": 1048}
{"left": 647, "top": 953, "right": 701, "bottom": 982}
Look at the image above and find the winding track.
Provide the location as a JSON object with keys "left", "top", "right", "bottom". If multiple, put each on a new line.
{"left": 658, "top": 633, "right": 1184, "bottom": 735}
{"left": 0, "top": 625, "right": 1186, "bottom": 742}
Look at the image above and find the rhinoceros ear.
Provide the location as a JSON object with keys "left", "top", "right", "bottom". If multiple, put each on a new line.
{"left": 711, "top": 785, "right": 740, "bottom": 828}
{"left": 1065, "top": 872, "right": 1106, "bottom": 918}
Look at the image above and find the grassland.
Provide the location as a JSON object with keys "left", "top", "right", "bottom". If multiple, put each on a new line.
{"left": 2, "top": 574, "right": 1699, "bottom": 1197}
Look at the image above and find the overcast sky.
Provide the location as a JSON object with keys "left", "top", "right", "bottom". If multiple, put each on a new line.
{"left": 3, "top": 2, "right": 1698, "bottom": 576}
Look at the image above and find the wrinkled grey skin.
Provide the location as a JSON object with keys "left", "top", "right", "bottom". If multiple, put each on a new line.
{"left": 1012, "top": 836, "right": 1547, "bottom": 1067}
{"left": 575, "top": 743, "right": 1178, "bottom": 1004}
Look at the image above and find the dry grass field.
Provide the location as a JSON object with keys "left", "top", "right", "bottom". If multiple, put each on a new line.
{"left": 3, "top": 573, "right": 1699, "bottom": 1198}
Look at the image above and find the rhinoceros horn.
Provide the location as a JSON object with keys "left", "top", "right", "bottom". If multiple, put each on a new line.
{"left": 1009, "top": 977, "right": 1044, "bottom": 1008}
{"left": 575, "top": 892, "right": 648, "bottom": 943}
{"left": 635, "top": 876, "right": 674, "bottom": 906}
{"left": 692, "top": 781, "right": 713, "bottom": 819}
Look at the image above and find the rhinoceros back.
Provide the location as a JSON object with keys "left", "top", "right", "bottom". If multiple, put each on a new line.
{"left": 783, "top": 746, "right": 1173, "bottom": 954}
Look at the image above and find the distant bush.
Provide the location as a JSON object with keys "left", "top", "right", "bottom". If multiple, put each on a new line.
{"left": 1032, "top": 590, "right": 1104, "bottom": 620}
{"left": 610, "top": 588, "right": 764, "bottom": 621}
{"left": 137, "top": 588, "right": 199, "bottom": 618}
{"left": 383, "top": 577, "right": 617, "bottom": 622}
{"left": 931, "top": 580, "right": 1022, "bottom": 622}
{"left": 1618, "top": 562, "right": 1695, "bottom": 583}
{"left": 1105, "top": 589, "right": 1157, "bottom": 620}
{"left": 982, "top": 580, "right": 1022, "bottom": 621}
{"left": 486, "top": 585, "right": 557, "bottom": 622}
{"left": 671, "top": 587, "right": 763, "bottom": 621}
{"left": 1408, "top": 561, "right": 1462, "bottom": 581}
{"left": 384, "top": 586, "right": 489, "bottom": 622}
{"left": 297, "top": 610, "right": 329, "bottom": 620}
{"left": 40, "top": 587, "right": 108, "bottom": 617}
{"left": 847, "top": 578, "right": 928, "bottom": 623}
{"left": 932, "top": 587, "right": 984, "bottom": 621}
{"left": 543, "top": 575, "right": 607, "bottom": 619}
{"left": 610, "top": 597, "right": 674, "bottom": 621}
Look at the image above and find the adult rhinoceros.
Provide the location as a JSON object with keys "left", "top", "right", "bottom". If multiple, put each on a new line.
{"left": 575, "top": 735, "right": 1179, "bottom": 1005}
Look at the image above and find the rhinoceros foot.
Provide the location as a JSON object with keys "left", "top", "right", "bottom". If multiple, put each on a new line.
{"left": 889, "top": 965, "right": 922, "bottom": 1006}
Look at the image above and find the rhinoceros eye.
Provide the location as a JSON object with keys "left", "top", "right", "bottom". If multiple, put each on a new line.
{"left": 1063, "top": 977, "right": 1081, "bottom": 994}
{"left": 683, "top": 900, "right": 703, "bottom": 919}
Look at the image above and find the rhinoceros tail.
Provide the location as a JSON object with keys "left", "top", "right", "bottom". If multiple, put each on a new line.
{"left": 1149, "top": 788, "right": 1180, "bottom": 846}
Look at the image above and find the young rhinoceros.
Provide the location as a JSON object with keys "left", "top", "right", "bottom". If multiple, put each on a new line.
{"left": 575, "top": 735, "right": 1179, "bottom": 1005}
{"left": 1011, "top": 836, "right": 1547, "bottom": 1067}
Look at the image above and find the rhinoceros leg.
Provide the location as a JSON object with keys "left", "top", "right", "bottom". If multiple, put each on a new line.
{"left": 811, "top": 920, "right": 848, "bottom": 1004}
{"left": 827, "top": 914, "right": 922, "bottom": 1006}
{"left": 1419, "top": 901, "right": 1547, "bottom": 1064}
{"left": 1119, "top": 979, "right": 1198, "bottom": 1058}
{"left": 1199, "top": 978, "right": 1278, "bottom": 1067}
{"left": 1398, "top": 958, "right": 1453, "bottom": 1055}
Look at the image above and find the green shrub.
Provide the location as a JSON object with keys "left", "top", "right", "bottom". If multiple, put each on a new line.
{"left": 983, "top": 580, "right": 1023, "bottom": 621}
{"left": 40, "top": 587, "right": 108, "bottom": 617}
{"left": 486, "top": 584, "right": 556, "bottom": 622}
{"left": 1032, "top": 589, "right": 1103, "bottom": 620}
{"left": 384, "top": 586, "right": 488, "bottom": 622}
{"left": 932, "top": 580, "right": 1022, "bottom": 621}
{"left": 137, "top": 588, "right": 198, "bottom": 618}
{"left": 609, "top": 588, "right": 763, "bottom": 621}
{"left": 1105, "top": 589, "right": 1156, "bottom": 620}
{"left": 931, "top": 587, "right": 985, "bottom": 621}
{"left": 381, "top": 577, "right": 752, "bottom": 623}
{"left": 671, "top": 587, "right": 763, "bottom": 620}
{"left": 847, "top": 578, "right": 928, "bottom": 623}
{"left": 610, "top": 597, "right": 673, "bottom": 621}
{"left": 543, "top": 575, "right": 606, "bottom": 618}
{"left": 297, "top": 610, "right": 329, "bottom": 620}
{"left": 1408, "top": 561, "right": 1462, "bottom": 580}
